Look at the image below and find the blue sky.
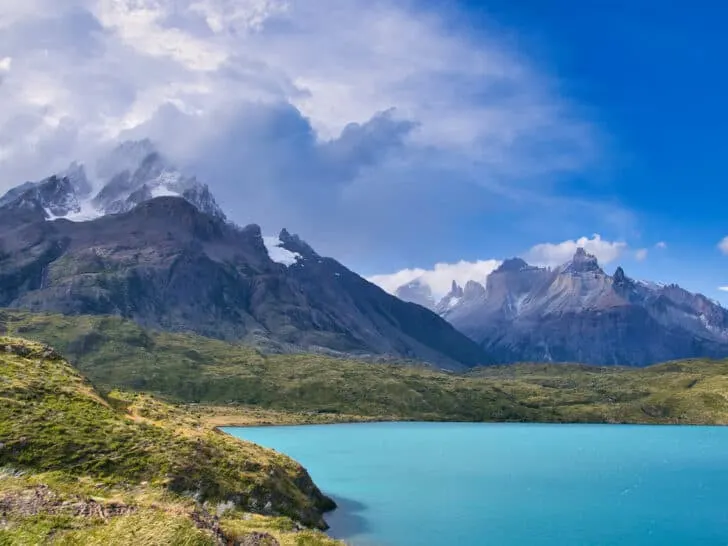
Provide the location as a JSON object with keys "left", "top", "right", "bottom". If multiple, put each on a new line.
{"left": 0, "top": 0, "right": 726, "bottom": 302}
{"left": 455, "top": 0, "right": 728, "bottom": 301}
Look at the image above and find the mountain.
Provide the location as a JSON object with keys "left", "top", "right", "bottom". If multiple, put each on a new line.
{"left": 394, "top": 277, "right": 488, "bottom": 316}
{"left": 0, "top": 139, "right": 225, "bottom": 223}
{"left": 434, "top": 281, "right": 464, "bottom": 314}
{"left": 437, "top": 249, "right": 728, "bottom": 366}
{"left": 92, "top": 139, "right": 226, "bottom": 221}
{"left": 395, "top": 278, "right": 437, "bottom": 310}
{"left": 0, "top": 167, "right": 489, "bottom": 369}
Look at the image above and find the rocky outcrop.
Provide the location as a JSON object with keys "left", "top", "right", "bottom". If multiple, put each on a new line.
{"left": 0, "top": 485, "right": 136, "bottom": 519}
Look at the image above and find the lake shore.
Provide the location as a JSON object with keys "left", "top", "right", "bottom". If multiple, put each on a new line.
{"left": 187, "top": 404, "right": 403, "bottom": 427}
{"left": 187, "top": 403, "right": 728, "bottom": 429}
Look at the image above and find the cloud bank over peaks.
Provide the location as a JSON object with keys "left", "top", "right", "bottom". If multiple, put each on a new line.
{"left": 368, "top": 259, "right": 502, "bottom": 300}
{"left": 370, "top": 234, "right": 635, "bottom": 299}
{"left": 524, "top": 234, "right": 627, "bottom": 267}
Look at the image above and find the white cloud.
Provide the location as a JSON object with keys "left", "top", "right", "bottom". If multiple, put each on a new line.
{"left": 719, "top": 236, "right": 728, "bottom": 255}
{"left": 369, "top": 259, "right": 501, "bottom": 300}
{"left": 0, "top": 57, "right": 11, "bottom": 72}
{"left": 0, "top": 0, "right": 599, "bottom": 186}
{"left": 189, "top": 0, "right": 290, "bottom": 34}
{"left": 369, "top": 233, "right": 629, "bottom": 298}
{"left": 0, "top": 0, "right": 623, "bottom": 270}
{"left": 635, "top": 248, "right": 648, "bottom": 261}
{"left": 719, "top": 287, "right": 728, "bottom": 292}
{"left": 524, "top": 234, "right": 627, "bottom": 267}
{"left": 655, "top": 241, "right": 667, "bottom": 249}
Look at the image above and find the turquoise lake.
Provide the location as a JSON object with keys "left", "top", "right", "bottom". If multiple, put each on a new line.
{"left": 225, "top": 422, "right": 728, "bottom": 546}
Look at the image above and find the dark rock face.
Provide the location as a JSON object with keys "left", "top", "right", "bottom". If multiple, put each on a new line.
{"left": 443, "top": 249, "right": 728, "bottom": 366}
{"left": 0, "top": 197, "right": 488, "bottom": 370}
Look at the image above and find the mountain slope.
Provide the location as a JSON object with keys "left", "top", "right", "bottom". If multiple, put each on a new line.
{"left": 441, "top": 249, "right": 728, "bottom": 366}
{"left": 0, "top": 197, "right": 489, "bottom": 369}
{"left": 0, "top": 336, "right": 339, "bottom": 544}
{"left": 5, "top": 312, "right": 728, "bottom": 425}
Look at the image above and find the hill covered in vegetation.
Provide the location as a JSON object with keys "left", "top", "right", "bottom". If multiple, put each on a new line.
{"left": 0, "top": 335, "right": 340, "bottom": 545}
{"left": 3, "top": 310, "right": 728, "bottom": 425}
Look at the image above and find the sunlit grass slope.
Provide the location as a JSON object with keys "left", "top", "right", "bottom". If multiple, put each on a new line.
{"left": 0, "top": 335, "right": 340, "bottom": 545}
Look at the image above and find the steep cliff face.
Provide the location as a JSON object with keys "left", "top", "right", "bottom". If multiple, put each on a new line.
{"left": 441, "top": 250, "right": 728, "bottom": 366}
{"left": 0, "top": 197, "right": 489, "bottom": 370}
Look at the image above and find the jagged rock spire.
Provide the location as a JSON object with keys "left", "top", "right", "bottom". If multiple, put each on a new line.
{"left": 563, "top": 247, "right": 602, "bottom": 274}
{"left": 494, "top": 258, "right": 528, "bottom": 274}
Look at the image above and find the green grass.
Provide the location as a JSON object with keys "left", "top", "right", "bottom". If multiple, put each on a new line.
{"left": 2, "top": 310, "right": 728, "bottom": 424}
{"left": 2, "top": 312, "right": 728, "bottom": 544}
{"left": 0, "top": 336, "right": 340, "bottom": 545}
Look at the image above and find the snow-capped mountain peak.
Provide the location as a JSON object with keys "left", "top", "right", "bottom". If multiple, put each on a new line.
{"left": 0, "top": 173, "right": 88, "bottom": 220}
{"left": 435, "top": 280, "right": 465, "bottom": 314}
{"left": 0, "top": 140, "right": 227, "bottom": 224}
{"left": 263, "top": 235, "right": 303, "bottom": 266}
{"left": 91, "top": 142, "right": 226, "bottom": 221}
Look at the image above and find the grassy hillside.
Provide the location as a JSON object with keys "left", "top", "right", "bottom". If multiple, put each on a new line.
{"left": 3, "top": 310, "right": 728, "bottom": 425}
{"left": 471, "top": 362, "right": 728, "bottom": 424}
{"left": 0, "top": 336, "right": 340, "bottom": 545}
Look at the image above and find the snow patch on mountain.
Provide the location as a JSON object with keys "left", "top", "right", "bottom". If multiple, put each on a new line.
{"left": 150, "top": 184, "right": 181, "bottom": 198}
{"left": 46, "top": 200, "right": 102, "bottom": 222}
{"left": 263, "top": 236, "right": 302, "bottom": 266}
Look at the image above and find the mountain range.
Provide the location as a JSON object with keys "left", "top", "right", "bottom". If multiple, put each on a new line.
{"left": 2, "top": 138, "right": 727, "bottom": 369}
{"left": 0, "top": 141, "right": 487, "bottom": 370}
{"left": 394, "top": 249, "right": 728, "bottom": 366}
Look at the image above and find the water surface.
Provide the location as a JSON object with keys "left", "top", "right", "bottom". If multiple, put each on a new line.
{"left": 225, "top": 422, "right": 728, "bottom": 546}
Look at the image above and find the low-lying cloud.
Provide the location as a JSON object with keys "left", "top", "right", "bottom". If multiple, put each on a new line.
{"left": 524, "top": 234, "right": 627, "bottom": 267}
{"left": 370, "top": 234, "right": 632, "bottom": 298}
{"left": 369, "top": 259, "right": 502, "bottom": 300}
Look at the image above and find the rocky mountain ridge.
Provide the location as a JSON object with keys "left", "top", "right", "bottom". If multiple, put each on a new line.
{"left": 393, "top": 250, "right": 728, "bottom": 366}
{"left": 0, "top": 154, "right": 490, "bottom": 370}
